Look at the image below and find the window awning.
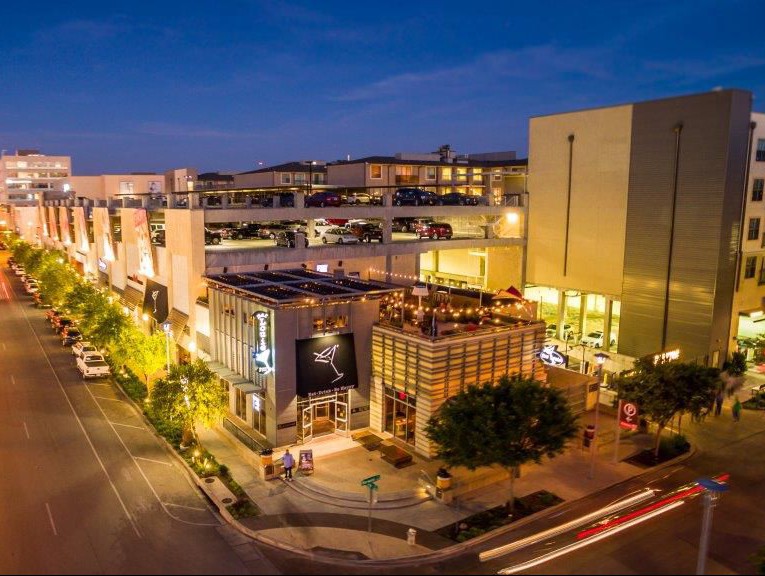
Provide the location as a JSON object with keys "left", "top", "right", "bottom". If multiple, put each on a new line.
{"left": 233, "top": 382, "right": 259, "bottom": 394}
{"left": 167, "top": 308, "right": 189, "bottom": 342}
{"left": 120, "top": 285, "right": 144, "bottom": 310}
{"left": 207, "top": 361, "right": 260, "bottom": 391}
{"left": 740, "top": 308, "right": 765, "bottom": 321}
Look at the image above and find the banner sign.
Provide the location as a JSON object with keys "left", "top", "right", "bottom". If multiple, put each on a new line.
{"left": 48, "top": 206, "right": 59, "bottom": 241}
{"left": 58, "top": 207, "right": 72, "bottom": 245}
{"left": 134, "top": 208, "right": 154, "bottom": 278}
{"left": 142, "top": 278, "right": 168, "bottom": 323}
{"left": 619, "top": 400, "right": 639, "bottom": 431}
{"left": 295, "top": 333, "right": 358, "bottom": 398}
{"left": 73, "top": 206, "right": 89, "bottom": 253}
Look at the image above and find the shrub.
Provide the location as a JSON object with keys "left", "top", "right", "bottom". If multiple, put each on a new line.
{"left": 659, "top": 434, "right": 690, "bottom": 458}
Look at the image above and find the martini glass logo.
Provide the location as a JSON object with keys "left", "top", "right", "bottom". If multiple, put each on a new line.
{"left": 313, "top": 344, "right": 344, "bottom": 383}
{"left": 151, "top": 290, "right": 159, "bottom": 313}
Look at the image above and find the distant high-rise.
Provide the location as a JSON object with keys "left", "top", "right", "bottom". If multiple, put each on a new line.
{"left": 0, "top": 149, "right": 71, "bottom": 206}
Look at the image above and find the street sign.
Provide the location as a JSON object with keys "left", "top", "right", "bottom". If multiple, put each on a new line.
{"left": 361, "top": 474, "right": 381, "bottom": 487}
{"left": 619, "top": 401, "right": 639, "bottom": 430}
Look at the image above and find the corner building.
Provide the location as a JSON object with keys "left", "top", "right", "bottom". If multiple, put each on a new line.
{"left": 527, "top": 89, "right": 752, "bottom": 367}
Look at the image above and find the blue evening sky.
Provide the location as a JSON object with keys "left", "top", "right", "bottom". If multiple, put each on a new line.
{"left": 1, "top": 1, "right": 763, "bottom": 175}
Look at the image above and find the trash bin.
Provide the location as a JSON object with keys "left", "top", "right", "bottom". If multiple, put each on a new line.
{"left": 583, "top": 424, "right": 595, "bottom": 448}
{"left": 407, "top": 528, "right": 417, "bottom": 546}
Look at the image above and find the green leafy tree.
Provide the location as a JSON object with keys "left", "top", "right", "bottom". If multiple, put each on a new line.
{"left": 36, "top": 257, "right": 77, "bottom": 307}
{"left": 81, "top": 299, "right": 132, "bottom": 349}
{"left": 112, "top": 327, "right": 168, "bottom": 388}
{"left": 150, "top": 359, "right": 225, "bottom": 447}
{"left": 425, "top": 375, "right": 579, "bottom": 512}
{"left": 616, "top": 358, "right": 720, "bottom": 458}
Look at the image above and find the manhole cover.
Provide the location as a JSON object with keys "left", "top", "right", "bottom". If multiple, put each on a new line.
{"left": 205, "top": 478, "right": 215, "bottom": 483}
{"left": 222, "top": 498, "right": 233, "bottom": 504}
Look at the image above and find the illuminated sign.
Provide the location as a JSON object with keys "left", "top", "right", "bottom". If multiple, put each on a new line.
{"left": 316, "top": 263, "right": 329, "bottom": 273}
{"left": 295, "top": 334, "right": 358, "bottom": 398}
{"left": 538, "top": 344, "right": 567, "bottom": 367}
{"left": 252, "top": 394, "right": 261, "bottom": 412}
{"left": 252, "top": 311, "right": 273, "bottom": 375}
{"left": 619, "top": 401, "right": 639, "bottom": 431}
{"left": 97, "top": 258, "right": 108, "bottom": 273}
{"left": 653, "top": 349, "right": 680, "bottom": 365}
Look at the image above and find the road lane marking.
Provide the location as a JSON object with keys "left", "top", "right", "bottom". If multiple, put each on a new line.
{"left": 134, "top": 456, "right": 173, "bottom": 467}
{"left": 16, "top": 302, "right": 143, "bottom": 539}
{"left": 110, "top": 421, "right": 145, "bottom": 430}
{"left": 163, "top": 502, "right": 207, "bottom": 511}
{"left": 10, "top": 374, "right": 15, "bottom": 386}
{"left": 23, "top": 421, "right": 30, "bottom": 439}
{"left": 92, "top": 396, "right": 123, "bottom": 401}
{"left": 45, "top": 503, "right": 58, "bottom": 536}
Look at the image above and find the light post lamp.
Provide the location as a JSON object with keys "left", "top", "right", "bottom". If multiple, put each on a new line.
{"left": 696, "top": 477, "right": 728, "bottom": 575}
{"left": 308, "top": 160, "right": 317, "bottom": 195}
{"left": 588, "top": 351, "right": 610, "bottom": 480}
{"left": 162, "top": 321, "right": 172, "bottom": 373}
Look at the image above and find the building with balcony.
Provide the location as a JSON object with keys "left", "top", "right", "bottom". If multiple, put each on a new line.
{"left": 0, "top": 149, "right": 71, "bottom": 207}
{"left": 234, "top": 161, "right": 327, "bottom": 189}
{"left": 526, "top": 89, "right": 753, "bottom": 370}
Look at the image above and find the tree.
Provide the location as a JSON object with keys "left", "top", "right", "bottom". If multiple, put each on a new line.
{"left": 112, "top": 327, "right": 167, "bottom": 388}
{"left": 615, "top": 358, "right": 721, "bottom": 458}
{"left": 424, "top": 375, "right": 579, "bottom": 512}
{"left": 150, "top": 359, "right": 226, "bottom": 447}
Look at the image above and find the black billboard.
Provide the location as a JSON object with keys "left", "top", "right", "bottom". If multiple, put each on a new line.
{"left": 295, "top": 333, "right": 358, "bottom": 398}
{"left": 142, "top": 278, "right": 169, "bottom": 324}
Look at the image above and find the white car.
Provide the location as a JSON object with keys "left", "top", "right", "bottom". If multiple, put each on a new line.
{"left": 72, "top": 341, "right": 99, "bottom": 358}
{"left": 77, "top": 354, "right": 111, "bottom": 379}
{"left": 299, "top": 219, "right": 335, "bottom": 238}
{"left": 321, "top": 227, "right": 360, "bottom": 244}
{"left": 580, "top": 330, "right": 616, "bottom": 348}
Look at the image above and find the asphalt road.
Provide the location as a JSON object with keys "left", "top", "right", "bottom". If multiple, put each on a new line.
{"left": 0, "top": 262, "right": 275, "bottom": 574}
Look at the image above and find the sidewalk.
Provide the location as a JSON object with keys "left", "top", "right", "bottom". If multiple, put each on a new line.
{"left": 195, "top": 408, "right": 656, "bottom": 561}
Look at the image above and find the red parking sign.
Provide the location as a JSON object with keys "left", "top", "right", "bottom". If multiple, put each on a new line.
{"left": 619, "top": 401, "right": 639, "bottom": 431}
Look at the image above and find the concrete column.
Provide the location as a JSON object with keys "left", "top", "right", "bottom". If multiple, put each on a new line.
{"left": 221, "top": 194, "right": 229, "bottom": 209}
{"left": 382, "top": 219, "right": 393, "bottom": 244}
{"left": 603, "top": 297, "right": 614, "bottom": 352}
{"left": 580, "top": 294, "right": 588, "bottom": 334}
{"left": 556, "top": 291, "right": 566, "bottom": 338}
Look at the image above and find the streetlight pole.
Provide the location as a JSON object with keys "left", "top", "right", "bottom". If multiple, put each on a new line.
{"left": 162, "top": 321, "right": 172, "bottom": 373}
{"left": 308, "top": 160, "right": 316, "bottom": 195}
{"left": 696, "top": 477, "right": 728, "bottom": 575}
{"left": 589, "top": 352, "right": 609, "bottom": 480}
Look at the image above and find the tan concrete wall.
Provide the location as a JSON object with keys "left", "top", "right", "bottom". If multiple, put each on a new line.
{"left": 527, "top": 105, "right": 633, "bottom": 296}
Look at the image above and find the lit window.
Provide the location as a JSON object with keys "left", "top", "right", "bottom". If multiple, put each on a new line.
{"left": 425, "top": 167, "right": 436, "bottom": 180}
{"left": 370, "top": 164, "right": 382, "bottom": 179}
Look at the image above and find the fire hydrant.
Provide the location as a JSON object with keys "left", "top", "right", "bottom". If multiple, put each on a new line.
{"left": 407, "top": 528, "right": 417, "bottom": 546}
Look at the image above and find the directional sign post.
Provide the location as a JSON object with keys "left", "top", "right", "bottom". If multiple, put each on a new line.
{"left": 361, "top": 475, "right": 381, "bottom": 533}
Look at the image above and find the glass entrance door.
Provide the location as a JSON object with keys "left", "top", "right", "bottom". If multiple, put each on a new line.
{"left": 335, "top": 400, "right": 348, "bottom": 434}
{"left": 300, "top": 405, "right": 313, "bottom": 443}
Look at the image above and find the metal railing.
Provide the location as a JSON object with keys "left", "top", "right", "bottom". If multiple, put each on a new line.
{"left": 222, "top": 417, "right": 268, "bottom": 453}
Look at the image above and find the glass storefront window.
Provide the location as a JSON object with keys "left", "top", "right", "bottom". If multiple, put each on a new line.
{"left": 384, "top": 387, "right": 416, "bottom": 445}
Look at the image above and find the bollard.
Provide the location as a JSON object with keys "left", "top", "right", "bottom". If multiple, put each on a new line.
{"left": 407, "top": 528, "right": 417, "bottom": 546}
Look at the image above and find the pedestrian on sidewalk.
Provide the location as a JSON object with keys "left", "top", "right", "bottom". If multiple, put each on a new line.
{"left": 732, "top": 396, "right": 742, "bottom": 422}
{"left": 714, "top": 389, "right": 724, "bottom": 416}
{"left": 282, "top": 448, "right": 295, "bottom": 481}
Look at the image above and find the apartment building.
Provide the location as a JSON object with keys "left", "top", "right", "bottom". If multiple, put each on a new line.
{"left": 234, "top": 161, "right": 327, "bottom": 189}
{"left": 0, "top": 149, "right": 70, "bottom": 206}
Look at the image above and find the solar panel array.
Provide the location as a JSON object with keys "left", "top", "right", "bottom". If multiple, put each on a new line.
{"left": 206, "top": 269, "right": 399, "bottom": 303}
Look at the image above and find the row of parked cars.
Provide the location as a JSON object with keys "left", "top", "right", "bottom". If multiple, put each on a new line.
{"left": 303, "top": 188, "right": 487, "bottom": 208}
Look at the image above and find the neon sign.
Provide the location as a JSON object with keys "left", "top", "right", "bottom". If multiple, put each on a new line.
{"left": 538, "top": 344, "right": 566, "bottom": 367}
{"left": 252, "top": 311, "right": 273, "bottom": 375}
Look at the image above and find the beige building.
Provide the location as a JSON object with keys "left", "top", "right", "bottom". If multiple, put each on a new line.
{"left": 63, "top": 174, "right": 165, "bottom": 203}
{"left": 234, "top": 161, "right": 327, "bottom": 189}
{"left": 732, "top": 113, "right": 765, "bottom": 347}
{"left": 0, "top": 149, "right": 70, "bottom": 207}
{"left": 526, "top": 89, "right": 753, "bottom": 368}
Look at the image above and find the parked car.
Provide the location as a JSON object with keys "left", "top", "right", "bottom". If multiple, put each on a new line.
{"left": 260, "top": 192, "right": 295, "bottom": 208}
{"left": 61, "top": 327, "right": 84, "bottom": 346}
{"left": 258, "top": 223, "right": 291, "bottom": 239}
{"left": 229, "top": 223, "right": 263, "bottom": 240}
{"left": 348, "top": 222, "right": 384, "bottom": 243}
{"left": 77, "top": 354, "right": 112, "bottom": 379}
{"left": 298, "top": 219, "right": 334, "bottom": 238}
{"left": 275, "top": 230, "right": 309, "bottom": 248}
{"left": 580, "top": 330, "right": 616, "bottom": 348}
{"left": 204, "top": 227, "right": 222, "bottom": 245}
{"left": 54, "top": 317, "right": 75, "bottom": 333}
{"left": 345, "top": 192, "right": 373, "bottom": 205}
{"left": 416, "top": 222, "right": 453, "bottom": 239}
{"left": 321, "top": 227, "right": 360, "bottom": 244}
{"left": 72, "top": 341, "right": 100, "bottom": 359}
{"left": 393, "top": 188, "right": 438, "bottom": 206}
{"left": 24, "top": 280, "right": 39, "bottom": 295}
{"left": 546, "top": 323, "right": 574, "bottom": 340}
{"left": 438, "top": 192, "right": 471, "bottom": 206}
{"left": 305, "top": 191, "right": 343, "bottom": 208}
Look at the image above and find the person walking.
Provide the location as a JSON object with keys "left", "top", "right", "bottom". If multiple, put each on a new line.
{"left": 732, "top": 396, "right": 742, "bottom": 422}
{"left": 714, "top": 390, "right": 724, "bottom": 416}
{"left": 282, "top": 448, "right": 295, "bottom": 481}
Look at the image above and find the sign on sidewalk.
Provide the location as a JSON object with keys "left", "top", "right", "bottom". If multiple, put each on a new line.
{"left": 619, "top": 400, "right": 639, "bottom": 430}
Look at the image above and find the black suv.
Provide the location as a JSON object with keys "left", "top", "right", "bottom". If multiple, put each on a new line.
{"left": 229, "top": 223, "right": 263, "bottom": 239}
{"left": 204, "top": 228, "right": 222, "bottom": 245}
{"left": 275, "top": 230, "right": 308, "bottom": 248}
{"left": 349, "top": 222, "right": 383, "bottom": 243}
{"left": 393, "top": 187, "right": 438, "bottom": 206}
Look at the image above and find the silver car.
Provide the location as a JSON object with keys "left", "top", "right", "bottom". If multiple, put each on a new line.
{"left": 321, "top": 227, "right": 360, "bottom": 244}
